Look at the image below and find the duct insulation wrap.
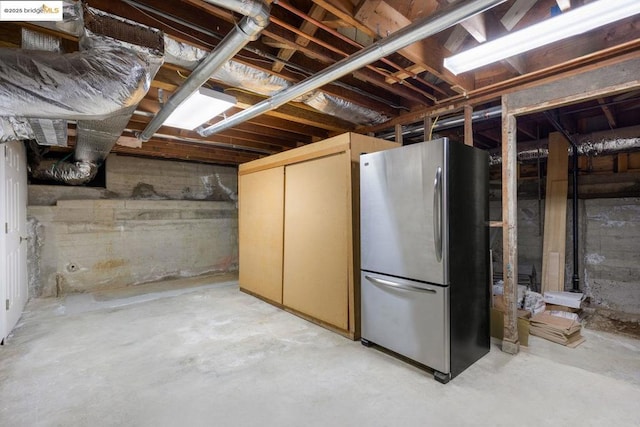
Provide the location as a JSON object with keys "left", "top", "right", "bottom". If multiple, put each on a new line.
{"left": 489, "top": 136, "right": 640, "bottom": 166}
{"left": 75, "top": 107, "right": 137, "bottom": 163}
{"left": 21, "top": 27, "right": 68, "bottom": 147}
{"left": 164, "top": 36, "right": 288, "bottom": 96}
{"left": 0, "top": 117, "right": 35, "bottom": 142}
{"left": 0, "top": 47, "right": 151, "bottom": 120}
{"left": 164, "top": 36, "right": 388, "bottom": 125}
{"left": 578, "top": 136, "right": 640, "bottom": 156}
{"left": 30, "top": 159, "right": 98, "bottom": 185}
{"left": 299, "top": 91, "right": 388, "bottom": 125}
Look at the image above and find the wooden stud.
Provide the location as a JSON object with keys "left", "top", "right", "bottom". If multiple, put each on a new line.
{"left": 501, "top": 97, "right": 519, "bottom": 355}
{"left": 395, "top": 123, "right": 403, "bottom": 145}
{"left": 424, "top": 116, "right": 433, "bottom": 141}
{"left": 464, "top": 105, "right": 474, "bottom": 146}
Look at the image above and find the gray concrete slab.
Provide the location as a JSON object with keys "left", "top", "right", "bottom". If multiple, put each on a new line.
{"left": 1, "top": 277, "right": 639, "bottom": 426}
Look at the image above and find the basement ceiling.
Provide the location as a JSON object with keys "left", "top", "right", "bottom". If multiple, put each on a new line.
{"left": 2, "top": 0, "right": 640, "bottom": 165}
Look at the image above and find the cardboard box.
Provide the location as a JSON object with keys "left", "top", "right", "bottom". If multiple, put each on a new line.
{"left": 543, "top": 291, "right": 584, "bottom": 309}
{"left": 529, "top": 312, "right": 585, "bottom": 348}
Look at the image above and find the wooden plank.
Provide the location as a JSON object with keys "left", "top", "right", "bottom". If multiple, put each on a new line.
{"left": 446, "top": 0, "right": 486, "bottom": 42}
{"left": 501, "top": 104, "right": 519, "bottom": 354}
{"left": 490, "top": 221, "right": 503, "bottom": 228}
{"left": 238, "top": 167, "right": 285, "bottom": 304}
{"left": 541, "top": 132, "right": 570, "bottom": 294}
{"left": 282, "top": 152, "right": 350, "bottom": 330}
{"left": 444, "top": 24, "right": 469, "bottom": 53}
{"left": 500, "top": 0, "right": 537, "bottom": 31}
{"left": 544, "top": 252, "right": 561, "bottom": 294}
{"left": 464, "top": 104, "right": 473, "bottom": 146}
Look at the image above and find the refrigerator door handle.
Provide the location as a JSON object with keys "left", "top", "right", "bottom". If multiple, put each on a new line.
{"left": 365, "top": 275, "right": 437, "bottom": 293}
{"left": 433, "top": 166, "right": 443, "bottom": 262}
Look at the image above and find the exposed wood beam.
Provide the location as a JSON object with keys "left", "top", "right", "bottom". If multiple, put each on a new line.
{"left": 312, "top": 0, "right": 377, "bottom": 39}
{"left": 446, "top": 0, "right": 487, "bottom": 42}
{"left": 354, "top": 0, "right": 474, "bottom": 91}
{"left": 444, "top": 24, "right": 469, "bottom": 53}
{"left": 273, "top": 4, "right": 326, "bottom": 73}
{"left": 362, "top": 43, "right": 640, "bottom": 133}
{"left": 500, "top": 0, "right": 537, "bottom": 31}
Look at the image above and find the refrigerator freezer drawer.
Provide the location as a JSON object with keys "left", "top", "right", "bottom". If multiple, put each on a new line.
{"left": 361, "top": 271, "right": 450, "bottom": 374}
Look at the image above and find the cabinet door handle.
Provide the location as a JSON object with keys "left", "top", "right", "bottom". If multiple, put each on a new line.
{"left": 365, "top": 275, "right": 436, "bottom": 293}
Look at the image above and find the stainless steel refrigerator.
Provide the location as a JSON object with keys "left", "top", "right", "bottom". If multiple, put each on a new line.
{"left": 360, "top": 138, "right": 489, "bottom": 384}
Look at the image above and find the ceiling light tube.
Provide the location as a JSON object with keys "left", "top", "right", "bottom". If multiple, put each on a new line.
{"left": 444, "top": 0, "right": 640, "bottom": 75}
{"left": 163, "top": 87, "right": 237, "bottom": 130}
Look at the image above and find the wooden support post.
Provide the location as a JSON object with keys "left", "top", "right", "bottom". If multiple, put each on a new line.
{"left": 424, "top": 116, "right": 433, "bottom": 141}
{"left": 501, "top": 96, "right": 519, "bottom": 355}
{"left": 395, "top": 123, "right": 403, "bottom": 145}
{"left": 464, "top": 105, "right": 474, "bottom": 146}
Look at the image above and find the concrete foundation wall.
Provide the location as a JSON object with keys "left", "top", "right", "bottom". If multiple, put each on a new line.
{"left": 583, "top": 198, "right": 640, "bottom": 314}
{"left": 29, "top": 154, "right": 238, "bottom": 206}
{"left": 491, "top": 197, "right": 640, "bottom": 315}
{"left": 106, "top": 154, "right": 237, "bottom": 201}
{"left": 27, "top": 154, "right": 239, "bottom": 296}
{"left": 28, "top": 200, "right": 237, "bottom": 296}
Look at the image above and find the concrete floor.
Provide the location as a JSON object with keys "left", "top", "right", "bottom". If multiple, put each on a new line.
{"left": 1, "top": 275, "right": 639, "bottom": 426}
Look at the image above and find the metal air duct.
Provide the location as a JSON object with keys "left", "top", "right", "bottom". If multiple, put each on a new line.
{"left": 0, "top": 5, "right": 164, "bottom": 184}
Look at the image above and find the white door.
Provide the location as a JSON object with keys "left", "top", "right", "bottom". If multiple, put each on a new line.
{"left": 1, "top": 140, "right": 28, "bottom": 344}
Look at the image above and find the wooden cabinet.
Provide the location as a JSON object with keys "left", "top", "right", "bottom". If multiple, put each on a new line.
{"left": 238, "top": 167, "right": 285, "bottom": 304}
{"left": 238, "top": 133, "right": 398, "bottom": 339}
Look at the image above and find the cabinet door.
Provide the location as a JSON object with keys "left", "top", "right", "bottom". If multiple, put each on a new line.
{"left": 238, "top": 167, "right": 285, "bottom": 303}
{"left": 283, "top": 153, "right": 350, "bottom": 330}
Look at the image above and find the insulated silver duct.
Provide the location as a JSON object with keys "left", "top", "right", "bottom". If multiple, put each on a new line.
{"left": 0, "top": 45, "right": 152, "bottom": 120}
{"left": 21, "top": 27, "right": 68, "bottom": 147}
{"left": 197, "top": 0, "right": 506, "bottom": 137}
{"left": 138, "top": 0, "right": 270, "bottom": 141}
{"left": 489, "top": 126, "right": 640, "bottom": 165}
{"left": 163, "top": 36, "right": 387, "bottom": 125}
{"left": 1, "top": 6, "right": 164, "bottom": 184}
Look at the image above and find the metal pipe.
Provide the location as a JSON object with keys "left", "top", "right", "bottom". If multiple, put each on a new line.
{"left": 377, "top": 105, "right": 502, "bottom": 140}
{"left": 138, "top": 0, "right": 270, "bottom": 142}
{"left": 544, "top": 110, "right": 580, "bottom": 293}
{"left": 198, "top": 0, "right": 506, "bottom": 137}
{"left": 275, "top": 0, "right": 448, "bottom": 97}
{"left": 269, "top": 14, "right": 436, "bottom": 102}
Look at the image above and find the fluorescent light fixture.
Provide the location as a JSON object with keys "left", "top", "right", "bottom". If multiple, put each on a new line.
{"left": 163, "top": 87, "right": 236, "bottom": 130}
{"left": 444, "top": 0, "right": 640, "bottom": 75}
